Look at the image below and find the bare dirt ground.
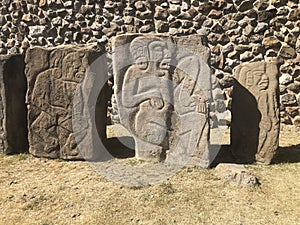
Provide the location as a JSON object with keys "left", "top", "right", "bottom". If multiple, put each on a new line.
{"left": 0, "top": 125, "right": 299, "bottom": 225}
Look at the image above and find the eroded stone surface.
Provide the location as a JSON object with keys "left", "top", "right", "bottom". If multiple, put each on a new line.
{"left": 231, "top": 61, "right": 280, "bottom": 164}
{"left": 25, "top": 45, "right": 108, "bottom": 159}
{"left": 112, "top": 34, "right": 212, "bottom": 168}
{"left": 215, "top": 163, "right": 260, "bottom": 186}
{"left": 0, "top": 55, "right": 28, "bottom": 154}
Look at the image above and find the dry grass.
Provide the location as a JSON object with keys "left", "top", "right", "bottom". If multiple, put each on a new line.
{"left": 0, "top": 125, "right": 299, "bottom": 225}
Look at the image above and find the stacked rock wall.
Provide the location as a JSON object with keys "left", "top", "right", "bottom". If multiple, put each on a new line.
{"left": 0, "top": 0, "right": 299, "bottom": 126}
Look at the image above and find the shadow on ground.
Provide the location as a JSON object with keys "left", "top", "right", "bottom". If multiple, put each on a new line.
{"left": 210, "top": 144, "right": 300, "bottom": 167}
{"left": 272, "top": 144, "right": 300, "bottom": 164}
{"left": 104, "top": 136, "right": 300, "bottom": 165}
{"left": 105, "top": 136, "right": 135, "bottom": 158}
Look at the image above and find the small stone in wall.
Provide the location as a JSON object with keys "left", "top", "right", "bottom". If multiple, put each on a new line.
{"left": 279, "top": 84, "right": 287, "bottom": 94}
{"left": 296, "top": 37, "right": 300, "bottom": 53}
{"left": 279, "top": 44, "right": 297, "bottom": 59}
{"left": 288, "top": 8, "right": 300, "bottom": 21}
{"left": 29, "top": 25, "right": 46, "bottom": 37}
{"left": 297, "top": 93, "right": 300, "bottom": 105}
{"left": 285, "top": 107, "right": 300, "bottom": 118}
{"left": 280, "top": 111, "right": 292, "bottom": 124}
{"left": 240, "top": 51, "right": 253, "bottom": 61}
{"left": 287, "top": 82, "right": 300, "bottom": 94}
{"left": 279, "top": 73, "right": 293, "bottom": 85}
{"left": 208, "top": 9, "right": 222, "bottom": 19}
{"left": 281, "top": 93, "right": 297, "bottom": 106}
{"left": 254, "top": 2, "right": 266, "bottom": 13}
{"left": 215, "top": 163, "right": 260, "bottom": 187}
{"left": 254, "top": 22, "right": 268, "bottom": 33}
{"left": 262, "top": 36, "right": 281, "bottom": 49}
{"left": 39, "top": 0, "right": 47, "bottom": 7}
{"left": 238, "top": 0, "right": 254, "bottom": 12}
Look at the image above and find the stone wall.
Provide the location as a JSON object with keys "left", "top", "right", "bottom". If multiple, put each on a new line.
{"left": 0, "top": 0, "right": 299, "bottom": 126}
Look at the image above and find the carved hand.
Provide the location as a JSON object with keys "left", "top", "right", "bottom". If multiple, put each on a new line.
{"left": 150, "top": 97, "right": 164, "bottom": 109}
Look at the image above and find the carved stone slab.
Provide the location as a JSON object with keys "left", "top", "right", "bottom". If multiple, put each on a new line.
{"left": 0, "top": 55, "right": 28, "bottom": 154}
{"left": 112, "top": 34, "right": 212, "bottom": 168}
{"left": 25, "top": 46, "right": 108, "bottom": 159}
{"left": 231, "top": 61, "right": 280, "bottom": 164}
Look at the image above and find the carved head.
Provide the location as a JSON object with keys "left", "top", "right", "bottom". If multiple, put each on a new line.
{"left": 243, "top": 63, "right": 268, "bottom": 91}
{"left": 258, "top": 74, "right": 269, "bottom": 90}
{"left": 148, "top": 39, "right": 173, "bottom": 70}
{"left": 130, "top": 37, "right": 149, "bottom": 70}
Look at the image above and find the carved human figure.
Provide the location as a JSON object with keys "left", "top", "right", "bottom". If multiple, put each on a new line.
{"left": 231, "top": 62, "right": 279, "bottom": 164}
{"left": 166, "top": 47, "right": 210, "bottom": 168}
{"left": 30, "top": 51, "right": 84, "bottom": 158}
{"left": 248, "top": 66, "right": 279, "bottom": 164}
{"left": 113, "top": 34, "right": 212, "bottom": 168}
{"left": 121, "top": 37, "right": 173, "bottom": 161}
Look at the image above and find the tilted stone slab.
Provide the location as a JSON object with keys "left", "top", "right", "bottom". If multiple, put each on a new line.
{"left": 231, "top": 61, "right": 280, "bottom": 164}
{"left": 25, "top": 45, "right": 108, "bottom": 160}
{"left": 112, "top": 34, "right": 212, "bottom": 168}
{"left": 0, "top": 55, "right": 28, "bottom": 154}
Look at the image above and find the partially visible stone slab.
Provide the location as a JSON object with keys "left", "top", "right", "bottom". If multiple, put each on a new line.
{"left": 0, "top": 55, "right": 28, "bottom": 154}
{"left": 231, "top": 61, "right": 280, "bottom": 164}
{"left": 215, "top": 163, "right": 260, "bottom": 187}
{"left": 112, "top": 34, "right": 212, "bottom": 168}
{"left": 25, "top": 45, "right": 108, "bottom": 160}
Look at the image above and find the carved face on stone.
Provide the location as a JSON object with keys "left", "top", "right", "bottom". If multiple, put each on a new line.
{"left": 245, "top": 64, "right": 269, "bottom": 91}
{"left": 148, "top": 40, "right": 172, "bottom": 70}
{"left": 258, "top": 74, "right": 269, "bottom": 90}
{"left": 130, "top": 39, "right": 149, "bottom": 70}
{"left": 128, "top": 38, "right": 173, "bottom": 145}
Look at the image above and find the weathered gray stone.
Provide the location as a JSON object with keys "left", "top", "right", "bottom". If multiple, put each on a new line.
{"left": 238, "top": 0, "right": 254, "bottom": 12}
{"left": 221, "top": 43, "right": 234, "bottom": 55}
{"left": 285, "top": 106, "right": 299, "bottom": 117}
{"left": 25, "top": 45, "right": 108, "bottom": 159}
{"left": 280, "top": 111, "right": 292, "bottom": 124}
{"left": 254, "top": 22, "right": 268, "bottom": 33}
{"left": 262, "top": 36, "right": 281, "bottom": 49}
{"left": 257, "top": 8, "right": 277, "bottom": 22}
{"left": 279, "top": 84, "right": 287, "bottom": 94}
{"left": 112, "top": 34, "right": 212, "bottom": 168}
{"left": 287, "top": 82, "right": 300, "bottom": 93}
{"left": 297, "top": 93, "right": 300, "bottom": 106}
{"left": 240, "top": 51, "right": 254, "bottom": 61}
{"left": 254, "top": 0, "right": 268, "bottom": 10}
{"left": 215, "top": 163, "right": 260, "bottom": 186}
{"left": 279, "top": 73, "right": 293, "bottom": 85}
{"left": 288, "top": 8, "right": 300, "bottom": 21}
{"left": 231, "top": 61, "right": 280, "bottom": 164}
{"left": 29, "top": 25, "right": 46, "bottom": 37}
{"left": 279, "top": 44, "right": 297, "bottom": 59}
{"left": 0, "top": 55, "right": 28, "bottom": 154}
{"left": 281, "top": 93, "right": 297, "bottom": 106}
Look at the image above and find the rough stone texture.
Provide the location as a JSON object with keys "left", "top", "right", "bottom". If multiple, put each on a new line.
{"left": 231, "top": 61, "right": 280, "bottom": 164}
{"left": 113, "top": 34, "right": 212, "bottom": 168}
{"left": 25, "top": 45, "right": 108, "bottom": 160}
{"left": 215, "top": 163, "right": 260, "bottom": 186}
{"left": 0, "top": 55, "right": 28, "bottom": 154}
{"left": 0, "top": 0, "right": 299, "bottom": 126}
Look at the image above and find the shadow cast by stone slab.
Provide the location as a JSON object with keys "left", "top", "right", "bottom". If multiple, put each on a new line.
{"left": 105, "top": 136, "right": 135, "bottom": 159}
{"left": 272, "top": 144, "right": 300, "bottom": 164}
